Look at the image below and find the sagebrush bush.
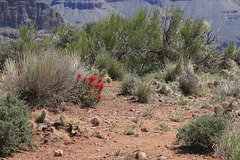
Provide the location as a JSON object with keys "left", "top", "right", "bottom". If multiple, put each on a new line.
{"left": 216, "top": 122, "right": 240, "bottom": 160}
{"left": 2, "top": 49, "right": 88, "bottom": 106}
{"left": 178, "top": 115, "right": 227, "bottom": 152}
{"left": 0, "top": 94, "right": 33, "bottom": 155}
{"left": 97, "top": 55, "right": 125, "bottom": 80}
{"left": 133, "top": 78, "right": 153, "bottom": 103}
{"left": 121, "top": 74, "right": 139, "bottom": 95}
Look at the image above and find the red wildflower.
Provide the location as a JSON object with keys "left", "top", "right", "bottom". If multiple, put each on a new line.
{"left": 88, "top": 91, "right": 93, "bottom": 95}
{"left": 98, "top": 78, "right": 103, "bottom": 83}
{"left": 76, "top": 73, "right": 82, "bottom": 82}
{"left": 90, "top": 82, "right": 95, "bottom": 88}
{"left": 98, "top": 83, "right": 105, "bottom": 93}
{"left": 97, "top": 95, "right": 102, "bottom": 102}
{"left": 83, "top": 77, "right": 89, "bottom": 84}
{"left": 95, "top": 83, "right": 101, "bottom": 90}
{"left": 88, "top": 76, "right": 97, "bottom": 83}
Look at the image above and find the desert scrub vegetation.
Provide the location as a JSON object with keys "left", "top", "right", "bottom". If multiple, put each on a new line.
{"left": 133, "top": 77, "right": 153, "bottom": 103}
{"left": 97, "top": 54, "right": 125, "bottom": 80}
{"left": 178, "top": 115, "right": 227, "bottom": 152}
{"left": 1, "top": 49, "right": 88, "bottom": 106}
{"left": 0, "top": 94, "right": 33, "bottom": 155}
{"left": 216, "top": 121, "right": 240, "bottom": 160}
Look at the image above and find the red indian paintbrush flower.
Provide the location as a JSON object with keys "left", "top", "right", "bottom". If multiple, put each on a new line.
{"left": 76, "top": 73, "right": 82, "bottom": 82}
{"left": 88, "top": 91, "right": 93, "bottom": 95}
{"left": 97, "top": 95, "right": 102, "bottom": 102}
{"left": 98, "top": 83, "right": 104, "bottom": 93}
{"left": 88, "top": 76, "right": 97, "bottom": 83}
{"left": 90, "top": 82, "right": 95, "bottom": 88}
{"left": 83, "top": 77, "right": 89, "bottom": 84}
{"left": 98, "top": 78, "right": 103, "bottom": 83}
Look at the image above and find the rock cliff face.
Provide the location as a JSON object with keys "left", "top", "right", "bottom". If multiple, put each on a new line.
{"left": 0, "top": 0, "right": 65, "bottom": 31}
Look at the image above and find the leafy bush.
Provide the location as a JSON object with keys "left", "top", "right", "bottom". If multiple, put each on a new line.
{"left": 178, "top": 115, "right": 227, "bottom": 151}
{"left": 133, "top": 78, "right": 153, "bottom": 103}
{"left": 121, "top": 74, "right": 139, "bottom": 95}
{"left": 97, "top": 55, "right": 125, "bottom": 80}
{"left": 216, "top": 122, "right": 240, "bottom": 160}
{"left": 2, "top": 49, "right": 87, "bottom": 106}
{"left": 0, "top": 94, "right": 33, "bottom": 155}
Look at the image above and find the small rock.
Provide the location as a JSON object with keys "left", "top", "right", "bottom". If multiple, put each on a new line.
{"left": 130, "top": 108, "right": 135, "bottom": 112}
{"left": 54, "top": 150, "right": 63, "bottom": 157}
{"left": 141, "top": 127, "right": 149, "bottom": 132}
{"left": 92, "top": 131, "right": 105, "bottom": 139}
{"left": 135, "top": 151, "right": 147, "bottom": 160}
{"left": 91, "top": 117, "right": 100, "bottom": 127}
{"left": 36, "top": 124, "right": 48, "bottom": 131}
{"left": 96, "top": 149, "right": 101, "bottom": 152}
{"left": 160, "top": 156, "right": 168, "bottom": 160}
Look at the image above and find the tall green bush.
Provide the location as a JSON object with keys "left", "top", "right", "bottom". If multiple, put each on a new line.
{"left": 0, "top": 94, "right": 33, "bottom": 155}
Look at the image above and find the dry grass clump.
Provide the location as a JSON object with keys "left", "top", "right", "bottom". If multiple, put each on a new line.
{"left": 215, "top": 113, "right": 240, "bottom": 160}
{"left": 133, "top": 77, "right": 153, "bottom": 103}
{"left": 1, "top": 49, "right": 88, "bottom": 106}
{"left": 178, "top": 61, "right": 199, "bottom": 95}
{"left": 121, "top": 74, "right": 139, "bottom": 95}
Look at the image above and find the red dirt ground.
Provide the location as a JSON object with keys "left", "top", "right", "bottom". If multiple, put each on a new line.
{"left": 3, "top": 81, "right": 218, "bottom": 160}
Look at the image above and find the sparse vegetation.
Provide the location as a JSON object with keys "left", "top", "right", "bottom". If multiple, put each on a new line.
{"left": 170, "top": 114, "right": 185, "bottom": 122}
{"left": 0, "top": 6, "right": 239, "bottom": 159}
{"left": 143, "top": 107, "right": 153, "bottom": 117}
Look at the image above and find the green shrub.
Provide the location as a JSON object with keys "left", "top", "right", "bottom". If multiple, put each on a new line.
{"left": 216, "top": 123, "right": 240, "bottom": 160}
{"left": 178, "top": 115, "right": 227, "bottom": 151}
{"left": 121, "top": 74, "right": 139, "bottom": 95}
{"left": 133, "top": 78, "right": 153, "bottom": 103}
{"left": 97, "top": 55, "right": 125, "bottom": 80}
{"left": 0, "top": 94, "right": 33, "bottom": 155}
{"left": 2, "top": 49, "right": 88, "bottom": 106}
{"left": 0, "top": 39, "right": 22, "bottom": 71}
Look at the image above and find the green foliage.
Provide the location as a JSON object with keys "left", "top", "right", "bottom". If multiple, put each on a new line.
{"left": 225, "top": 43, "right": 237, "bottom": 58}
{"left": 52, "top": 7, "right": 213, "bottom": 75}
{"left": 178, "top": 115, "right": 227, "bottom": 151}
{"left": 97, "top": 55, "right": 125, "bottom": 80}
{"left": 0, "top": 94, "right": 33, "bottom": 155}
{"left": 2, "top": 49, "right": 87, "bottom": 106}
